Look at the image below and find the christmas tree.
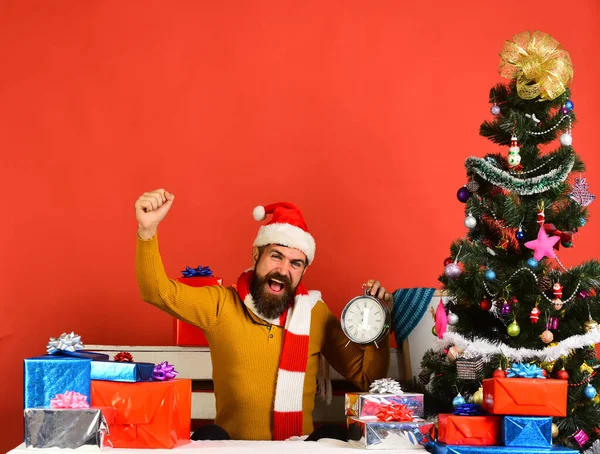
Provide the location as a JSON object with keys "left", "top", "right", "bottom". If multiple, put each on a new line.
{"left": 419, "top": 30, "right": 600, "bottom": 452}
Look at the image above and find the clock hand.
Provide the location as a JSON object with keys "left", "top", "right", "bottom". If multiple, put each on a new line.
{"left": 362, "top": 308, "right": 369, "bottom": 330}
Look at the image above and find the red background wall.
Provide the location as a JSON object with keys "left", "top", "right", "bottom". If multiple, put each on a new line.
{"left": 1, "top": 1, "right": 598, "bottom": 451}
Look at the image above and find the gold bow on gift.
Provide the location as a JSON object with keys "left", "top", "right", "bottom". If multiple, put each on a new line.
{"left": 499, "top": 30, "right": 573, "bottom": 101}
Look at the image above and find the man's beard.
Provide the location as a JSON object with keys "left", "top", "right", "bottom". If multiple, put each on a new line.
{"left": 249, "top": 270, "right": 296, "bottom": 320}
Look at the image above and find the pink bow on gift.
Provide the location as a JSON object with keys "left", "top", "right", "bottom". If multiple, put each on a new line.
{"left": 376, "top": 403, "right": 414, "bottom": 422}
{"left": 50, "top": 391, "right": 90, "bottom": 408}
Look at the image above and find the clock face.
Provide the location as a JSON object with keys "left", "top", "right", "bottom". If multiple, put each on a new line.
{"left": 341, "top": 295, "right": 389, "bottom": 344}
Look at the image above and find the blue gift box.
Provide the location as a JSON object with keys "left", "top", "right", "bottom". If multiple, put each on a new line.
{"left": 91, "top": 360, "right": 155, "bottom": 382}
{"left": 24, "top": 355, "right": 91, "bottom": 408}
{"left": 503, "top": 416, "right": 552, "bottom": 448}
{"left": 446, "top": 445, "right": 578, "bottom": 453}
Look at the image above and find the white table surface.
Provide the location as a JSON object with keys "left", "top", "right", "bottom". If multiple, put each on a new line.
{"left": 9, "top": 439, "right": 426, "bottom": 453}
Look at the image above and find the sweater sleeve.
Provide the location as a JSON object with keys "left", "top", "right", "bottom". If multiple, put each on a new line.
{"left": 320, "top": 304, "right": 391, "bottom": 391}
{"left": 136, "top": 234, "right": 229, "bottom": 332}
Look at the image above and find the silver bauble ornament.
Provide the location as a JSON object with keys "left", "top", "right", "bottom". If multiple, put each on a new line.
{"left": 444, "top": 262, "right": 461, "bottom": 279}
{"left": 464, "top": 213, "right": 477, "bottom": 229}
{"left": 447, "top": 312, "right": 459, "bottom": 326}
{"left": 560, "top": 132, "right": 572, "bottom": 146}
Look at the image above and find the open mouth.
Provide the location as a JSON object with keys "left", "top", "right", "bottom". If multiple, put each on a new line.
{"left": 267, "top": 278, "right": 285, "bottom": 294}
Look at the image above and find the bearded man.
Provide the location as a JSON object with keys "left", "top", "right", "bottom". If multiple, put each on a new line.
{"left": 135, "top": 189, "right": 393, "bottom": 441}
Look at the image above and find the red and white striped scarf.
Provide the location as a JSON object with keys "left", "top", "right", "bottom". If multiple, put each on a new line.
{"left": 236, "top": 270, "right": 321, "bottom": 440}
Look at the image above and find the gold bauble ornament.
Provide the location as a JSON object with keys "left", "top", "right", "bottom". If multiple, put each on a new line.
{"left": 552, "top": 423, "right": 559, "bottom": 438}
{"left": 447, "top": 346, "right": 463, "bottom": 362}
{"left": 471, "top": 387, "right": 484, "bottom": 405}
{"left": 541, "top": 330, "right": 554, "bottom": 344}
{"left": 584, "top": 319, "right": 599, "bottom": 333}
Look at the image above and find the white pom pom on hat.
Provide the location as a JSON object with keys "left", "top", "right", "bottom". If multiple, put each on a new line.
{"left": 253, "top": 205, "right": 266, "bottom": 221}
{"left": 252, "top": 202, "right": 316, "bottom": 264}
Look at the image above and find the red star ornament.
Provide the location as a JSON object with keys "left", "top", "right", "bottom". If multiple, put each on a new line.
{"left": 525, "top": 225, "right": 560, "bottom": 261}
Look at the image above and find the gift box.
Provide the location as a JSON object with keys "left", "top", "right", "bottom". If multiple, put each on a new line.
{"left": 174, "top": 275, "right": 222, "bottom": 346}
{"left": 482, "top": 378, "right": 567, "bottom": 416}
{"left": 347, "top": 416, "right": 435, "bottom": 449}
{"left": 456, "top": 357, "right": 484, "bottom": 380}
{"left": 90, "top": 378, "right": 191, "bottom": 448}
{"left": 24, "top": 407, "right": 114, "bottom": 449}
{"left": 502, "top": 416, "right": 552, "bottom": 448}
{"left": 24, "top": 355, "right": 91, "bottom": 409}
{"left": 345, "top": 392, "right": 424, "bottom": 418}
{"left": 445, "top": 445, "right": 578, "bottom": 453}
{"left": 438, "top": 414, "right": 500, "bottom": 446}
{"left": 91, "top": 360, "right": 155, "bottom": 382}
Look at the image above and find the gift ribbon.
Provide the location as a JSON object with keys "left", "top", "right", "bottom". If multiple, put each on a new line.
{"left": 153, "top": 361, "right": 178, "bottom": 381}
{"left": 369, "top": 378, "right": 403, "bottom": 394}
{"left": 181, "top": 265, "right": 213, "bottom": 278}
{"left": 50, "top": 391, "right": 90, "bottom": 408}
{"left": 376, "top": 403, "right": 414, "bottom": 422}
{"left": 544, "top": 223, "right": 574, "bottom": 249}
{"left": 46, "top": 332, "right": 84, "bottom": 354}
{"left": 506, "top": 362, "right": 546, "bottom": 378}
{"left": 453, "top": 403, "right": 485, "bottom": 416}
{"left": 114, "top": 351, "right": 134, "bottom": 362}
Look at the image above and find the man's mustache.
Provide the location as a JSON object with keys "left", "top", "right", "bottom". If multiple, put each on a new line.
{"left": 265, "top": 271, "right": 292, "bottom": 287}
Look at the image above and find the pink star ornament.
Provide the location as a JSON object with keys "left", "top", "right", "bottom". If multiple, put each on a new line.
{"left": 525, "top": 226, "right": 560, "bottom": 261}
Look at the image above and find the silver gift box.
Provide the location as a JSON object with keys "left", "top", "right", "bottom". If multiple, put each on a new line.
{"left": 347, "top": 416, "right": 435, "bottom": 450}
{"left": 24, "top": 407, "right": 110, "bottom": 449}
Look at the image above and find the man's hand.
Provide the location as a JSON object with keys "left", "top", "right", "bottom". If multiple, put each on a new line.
{"left": 364, "top": 279, "right": 393, "bottom": 306}
{"left": 135, "top": 189, "right": 175, "bottom": 240}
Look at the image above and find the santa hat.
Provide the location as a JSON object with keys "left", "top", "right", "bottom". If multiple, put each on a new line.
{"left": 252, "top": 202, "right": 316, "bottom": 264}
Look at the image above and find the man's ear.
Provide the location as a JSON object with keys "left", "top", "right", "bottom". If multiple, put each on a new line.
{"left": 252, "top": 246, "right": 259, "bottom": 265}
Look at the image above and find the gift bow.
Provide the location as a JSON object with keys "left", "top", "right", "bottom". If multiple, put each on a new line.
{"left": 181, "top": 265, "right": 213, "bottom": 278}
{"left": 50, "top": 391, "right": 90, "bottom": 408}
{"left": 453, "top": 404, "right": 484, "bottom": 416}
{"left": 114, "top": 351, "right": 134, "bottom": 362}
{"left": 376, "top": 403, "right": 414, "bottom": 422}
{"left": 153, "top": 361, "right": 178, "bottom": 381}
{"left": 544, "top": 223, "right": 574, "bottom": 249}
{"left": 498, "top": 30, "right": 573, "bottom": 101}
{"left": 369, "top": 378, "right": 403, "bottom": 394}
{"left": 46, "top": 332, "right": 84, "bottom": 354}
{"left": 506, "top": 362, "right": 546, "bottom": 378}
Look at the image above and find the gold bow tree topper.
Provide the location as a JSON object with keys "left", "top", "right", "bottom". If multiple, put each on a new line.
{"left": 498, "top": 30, "right": 573, "bottom": 101}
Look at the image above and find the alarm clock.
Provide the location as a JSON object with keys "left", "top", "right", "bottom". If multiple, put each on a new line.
{"left": 341, "top": 289, "right": 391, "bottom": 347}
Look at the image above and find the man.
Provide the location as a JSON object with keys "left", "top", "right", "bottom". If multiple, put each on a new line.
{"left": 135, "top": 189, "right": 393, "bottom": 441}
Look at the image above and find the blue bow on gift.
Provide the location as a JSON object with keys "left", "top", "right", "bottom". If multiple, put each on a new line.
{"left": 506, "top": 362, "right": 546, "bottom": 379}
{"left": 453, "top": 403, "right": 485, "bottom": 416}
{"left": 181, "top": 265, "right": 213, "bottom": 278}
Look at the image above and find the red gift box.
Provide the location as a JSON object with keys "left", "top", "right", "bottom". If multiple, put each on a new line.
{"left": 482, "top": 377, "right": 567, "bottom": 417}
{"left": 173, "top": 276, "right": 222, "bottom": 346}
{"left": 438, "top": 414, "right": 501, "bottom": 445}
{"left": 91, "top": 379, "right": 191, "bottom": 448}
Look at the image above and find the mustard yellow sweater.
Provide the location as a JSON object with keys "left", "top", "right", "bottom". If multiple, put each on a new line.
{"left": 136, "top": 235, "right": 390, "bottom": 440}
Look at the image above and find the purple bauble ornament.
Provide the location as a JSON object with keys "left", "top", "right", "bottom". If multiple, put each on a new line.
{"left": 560, "top": 107, "right": 569, "bottom": 115}
{"left": 444, "top": 262, "right": 461, "bottom": 279}
{"left": 457, "top": 187, "right": 471, "bottom": 203}
{"left": 491, "top": 104, "right": 501, "bottom": 115}
{"left": 501, "top": 303, "right": 511, "bottom": 315}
